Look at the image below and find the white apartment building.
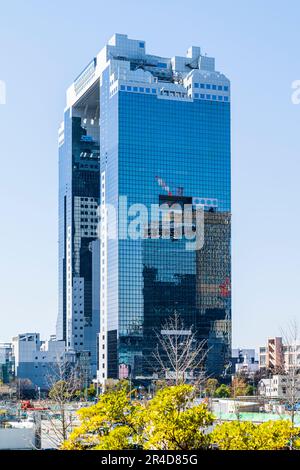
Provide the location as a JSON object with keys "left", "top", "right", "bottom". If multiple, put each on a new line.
{"left": 258, "top": 374, "right": 300, "bottom": 399}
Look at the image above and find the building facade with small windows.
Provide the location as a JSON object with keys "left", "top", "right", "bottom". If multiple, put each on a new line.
{"left": 258, "top": 374, "right": 300, "bottom": 400}
{"left": 259, "top": 337, "right": 300, "bottom": 371}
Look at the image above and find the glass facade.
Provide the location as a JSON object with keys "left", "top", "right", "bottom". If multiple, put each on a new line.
{"left": 114, "top": 94, "right": 231, "bottom": 378}
{"left": 57, "top": 86, "right": 100, "bottom": 377}
{"left": 59, "top": 34, "right": 231, "bottom": 382}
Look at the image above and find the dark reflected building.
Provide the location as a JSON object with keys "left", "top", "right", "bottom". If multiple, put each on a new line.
{"left": 133, "top": 206, "right": 231, "bottom": 379}
{"left": 57, "top": 84, "right": 100, "bottom": 377}
{"left": 196, "top": 211, "right": 231, "bottom": 376}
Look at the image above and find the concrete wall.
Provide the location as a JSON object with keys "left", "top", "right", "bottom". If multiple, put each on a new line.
{"left": 0, "top": 426, "right": 35, "bottom": 449}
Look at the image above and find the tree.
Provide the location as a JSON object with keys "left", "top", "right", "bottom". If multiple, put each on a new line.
{"left": 16, "top": 378, "right": 35, "bottom": 399}
{"left": 212, "top": 421, "right": 255, "bottom": 450}
{"left": 231, "top": 376, "right": 249, "bottom": 397}
{"left": 214, "top": 384, "right": 230, "bottom": 398}
{"left": 205, "top": 378, "right": 218, "bottom": 397}
{"left": 153, "top": 312, "right": 208, "bottom": 385}
{"left": 44, "top": 359, "right": 82, "bottom": 448}
{"left": 211, "top": 420, "right": 299, "bottom": 450}
{"left": 93, "top": 426, "right": 134, "bottom": 450}
{"left": 62, "top": 384, "right": 214, "bottom": 450}
{"left": 86, "top": 383, "right": 97, "bottom": 399}
{"left": 61, "top": 382, "right": 300, "bottom": 451}
{"left": 104, "top": 379, "right": 131, "bottom": 393}
{"left": 244, "top": 384, "right": 255, "bottom": 396}
{"left": 61, "top": 386, "right": 144, "bottom": 450}
{"left": 143, "top": 384, "right": 214, "bottom": 450}
{"left": 279, "top": 319, "right": 300, "bottom": 432}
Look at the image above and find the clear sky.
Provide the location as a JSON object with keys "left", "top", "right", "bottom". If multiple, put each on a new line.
{"left": 0, "top": 0, "right": 300, "bottom": 349}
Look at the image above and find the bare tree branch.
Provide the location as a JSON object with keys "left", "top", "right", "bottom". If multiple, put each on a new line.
{"left": 153, "top": 312, "right": 208, "bottom": 386}
{"left": 41, "top": 356, "right": 82, "bottom": 448}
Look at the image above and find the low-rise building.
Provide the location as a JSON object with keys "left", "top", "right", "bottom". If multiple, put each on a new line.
{"left": 12, "top": 333, "right": 75, "bottom": 390}
{"left": 258, "top": 374, "right": 300, "bottom": 399}
{"left": 232, "top": 349, "right": 258, "bottom": 376}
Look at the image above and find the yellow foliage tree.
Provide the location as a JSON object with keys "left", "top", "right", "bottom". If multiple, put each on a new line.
{"left": 61, "top": 387, "right": 144, "bottom": 450}
{"left": 62, "top": 382, "right": 300, "bottom": 451}
{"left": 62, "top": 384, "right": 214, "bottom": 450}
{"left": 143, "top": 384, "right": 214, "bottom": 450}
{"left": 211, "top": 420, "right": 299, "bottom": 450}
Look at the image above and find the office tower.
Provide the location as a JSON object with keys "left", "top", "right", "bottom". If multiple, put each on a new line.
{"left": 59, "top": 34, "right": 231, "bottom": 383}
{"left": 57, "top": 75, "right": 100, "bottom": 377}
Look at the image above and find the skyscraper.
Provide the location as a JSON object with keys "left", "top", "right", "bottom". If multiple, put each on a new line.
{"left": 57, "top": 73, "right": 100, "bottom": 376}
{"left": 58, "top": 34, "right": 231, "bottom": 383}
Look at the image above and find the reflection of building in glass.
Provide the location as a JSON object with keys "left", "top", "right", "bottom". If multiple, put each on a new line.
{"left": 196, "top": 212, "right": 231, "bottom": 376}
{"left": 142, "top": 234, "right": 197, "bottom": 378}
{"left": 59, "top": 34, "right": 231, "bottom": 383}
{"left": 57, "top": 84, "right": 100, "bottom": 377}
{"left": 0, "top": 343, "right": 13, "bottom": 383}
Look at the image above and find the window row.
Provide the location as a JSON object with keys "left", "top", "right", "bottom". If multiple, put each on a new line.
{"left": 194, "top": 94, "right": 229, "bottom": 102}
{"left": 120, "top": 85, "right": 157, "bottom": 94}
{"left": 193, "top": 83, "right": 229, "bottom": 91}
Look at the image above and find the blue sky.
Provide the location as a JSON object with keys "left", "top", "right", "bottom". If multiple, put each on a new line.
{"left": 0, "top": 0, "right": 299, "bottom": 348}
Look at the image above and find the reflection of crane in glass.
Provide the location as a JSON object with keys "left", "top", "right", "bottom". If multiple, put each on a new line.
{"left": 221, "top": 360, "right": 232, "bottom": 378}
{"left": 155, "top": 175, "right": 184, "bottom": 197}
{"left": 218, "top": 276, "right": 231, "bottom": 369}
{"left": 219, "top": 277, "right": 231, "bottom": 298}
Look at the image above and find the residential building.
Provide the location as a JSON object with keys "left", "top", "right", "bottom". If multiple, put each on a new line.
{"left": 259, "top": 337, "right": 284, "bottom": 370}
{"left": 59, "top": 34, "right": 231, "bottom": 384}
{"left": 259, "top": 337, "right": 300, "bottom": 371}
{"left": 258, "top": 374, "right": 300, "bottom": 400}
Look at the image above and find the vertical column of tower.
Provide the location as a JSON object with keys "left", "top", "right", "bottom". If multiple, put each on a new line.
{"left": 98, "top": 171, "right": 107, "bottom": 384}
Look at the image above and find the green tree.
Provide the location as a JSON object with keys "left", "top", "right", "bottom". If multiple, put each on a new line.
{"left": 87, "top": 383, "right": 97, "bottom": 398}
{"left": 48, "top": 380, "right": 78, "bottom": 402}
{"left": 214, "top": 384, "right": 230, "bottom": 398}
{"left": 105, "top": 379, "right": 130, "bottom": 392}
{"left": 244, "top": 384, "right": 255, "bottom": 396}
{"left": 205, "top": 378, "right": 218, "bottom": 397}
